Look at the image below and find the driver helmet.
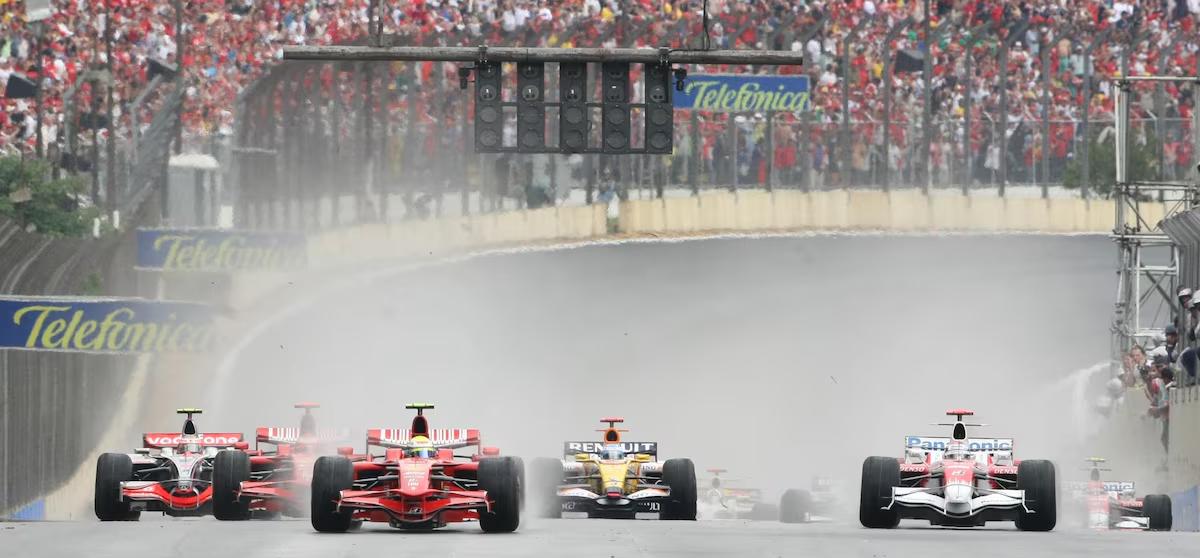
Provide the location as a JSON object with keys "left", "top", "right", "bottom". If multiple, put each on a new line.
{"left": 177, "top": 437, "right": 202, "bottom": 454}
{"left": 406, "top": 435, "right": 436, "bottom": 459}
{"left": 600, "top": 444, "right": 626, "bottom": 461}
{"left": 944, "top": 441, "right": 972, "bottom": 461}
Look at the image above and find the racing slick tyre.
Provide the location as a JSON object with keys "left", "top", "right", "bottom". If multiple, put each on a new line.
{"left": 859, "top": 456, "right": 900, "bottom": 529}
{"left": 531, "top": 457, "right": 563, "bottom": 519}
{"left": 749, "top": 502, "right": 780, "bottom": 521}
{"left": 479, "top": 456, "right": 522, "bottom": 533}
{"left": 311, "top": 456, "right": 354, "bottom": 533}
{"left": 661, "top": 458, "right": 698, "bottom": 520}
{"left": 780, "top": 488, "right": 814, "bottom": 523}
{"left": 1144, "top": 494, "right": 1173, "bottom": 531}
{"left": 1015, "top": 459, "right": 1057, "bottom": 532}
{"left": 213, "top": 450, "right": 252, "bottom": 520}
{"left": 95, "top": 453, "right": 139, "bottom": 521}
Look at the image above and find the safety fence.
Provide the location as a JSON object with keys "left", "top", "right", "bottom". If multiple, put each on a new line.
{"left": 0, "top": 214, "right": 147, "bottom": 518}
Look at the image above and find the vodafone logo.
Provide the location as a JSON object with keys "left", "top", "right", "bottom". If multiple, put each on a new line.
{"left": 144, "top": 433, "right": 242, "bottom": 446}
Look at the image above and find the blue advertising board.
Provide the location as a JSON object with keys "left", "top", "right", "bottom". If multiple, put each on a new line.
{"left": 673, "top": 74, "right": 810, "bottom": 113}
{"left": 0, "top": 296, "right": 216, "bottom": 354}
{"left": 136, "top": 229, "right": 307, "bottom": 272}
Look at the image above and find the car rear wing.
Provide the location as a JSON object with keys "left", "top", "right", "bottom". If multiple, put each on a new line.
{"left": 903, "top": 436, "right": 1013, "bottom": 466}
{"left": 563, "top": 441, "right": 659, "bottom": 458}
{"left": 142, "top": 433, "right": 244, "bottom": 448}
{"left": 255, "top": 427, "right": 352, "bottom": 446}
{"left": 365, "top": 428, "right": 480, "bottom": 450}
{"left": 1065, "top": 480, "right": 1135, "bottom": 499}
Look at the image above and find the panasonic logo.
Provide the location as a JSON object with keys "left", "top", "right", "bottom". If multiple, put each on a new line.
{"left": 905, "top": 436, "right": 1013, "bottom": 452}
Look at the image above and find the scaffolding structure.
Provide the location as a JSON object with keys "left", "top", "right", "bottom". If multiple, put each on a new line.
{"left": 1111, "top": 76, "right": 1200, "bottom": 358}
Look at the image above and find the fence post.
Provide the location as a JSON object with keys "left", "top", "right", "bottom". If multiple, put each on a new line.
{"left": 1040, "top": 25, "right": 1051, "bottom": 197}
{"left": 689, "top": 110, "right": 700, "bottom": 194}
{"left": 1081, "top": 29, "right": 1112, "bottom": 199}
{"left": 765, "top": 111, "right": 775, "bottom": 192}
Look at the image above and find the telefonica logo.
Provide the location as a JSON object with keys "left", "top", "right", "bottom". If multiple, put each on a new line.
{"left": 10, "top": 304, "right": 214, "bottom": 353}
{"left": 151, "top": 234, "right": 306, "bottom": 271}
{"left": 680, "top": 81, "right": 810, "bottom": 112}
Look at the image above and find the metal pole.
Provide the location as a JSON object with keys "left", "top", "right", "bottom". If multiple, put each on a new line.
{"left": 963, "top": 42, "right": 973, "bottom": 193}
{"left": 286, "top": 46, "right": 806, "bottom": 65}
{"left": 173, "top": 0, "right": 184, "bottom": 156}
{"left": 998, "top": 44, "right": 1009, "bottom": 194}
{"left": 1040, "top": 29, "right": 1050, "bottom": 197}
{"left": 104, "top": 2, "right": 116, "bottom": 211}
{"left": 689, "top": 110, "right": 699, "bottom": 194}
{"left": 921, "top": 0, "right": 932, "bottom": 193}
{"left": 32, "top": 21, "right": 43, "bottom": 158}
{"left": 765, "top": 112, "right": 774, "bottom": 191}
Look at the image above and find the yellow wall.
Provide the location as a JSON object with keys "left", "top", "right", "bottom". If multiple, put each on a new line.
{"left": 618, "top": 190, "right": 1158, "bottom": 235}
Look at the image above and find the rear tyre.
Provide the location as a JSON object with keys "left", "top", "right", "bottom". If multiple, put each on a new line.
{"left": 859, "top": 456, "right": 900, "bottom": 529}
{"left": 1144, "top": 494, "right": 1173, "bottom": 531}
{"left": 780, "top": 488, "right": 813, "bottom": 523}
{"left": 310, "top": 456, "right": 354, "bottom": 532}
{"left": 479, "top": 456, "right": 522, "bottom": 532}
{"left": 661, "top": 458, "right": 698, "bottom": 520}
{"left": 531, "top": 457, "right": 564, "bottom": 518}
{"left": 1015, "top": 459, "right": 1057, "bottom": 532}
{"left": 95, "top": 453, "right": 139, "bottom": 521}
{"left": 212, "top": 450, "right": 251, "bottom": 520}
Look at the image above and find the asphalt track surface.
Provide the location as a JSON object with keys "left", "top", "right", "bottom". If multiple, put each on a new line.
{"left": 10, "top": 234, "right": 1200, "bottom": 557}
{"left": 5, "top": 516, "right": 1200, "bottom": 558}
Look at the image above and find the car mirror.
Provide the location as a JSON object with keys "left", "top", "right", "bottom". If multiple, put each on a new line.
{"left": 337, "top": 446, "right": 355, "bottom": 456}
{"left": 575, "top": 452, "right": 592, "bottom": 462}
{"left": 233, "top": 441, "right": 249, "bottom": 451}
{"left": 634, "top": 454, "right": 652, "bottom": 462}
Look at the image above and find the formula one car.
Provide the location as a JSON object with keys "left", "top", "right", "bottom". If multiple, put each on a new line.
{"left": 698, "top": 469, "right": 774, "bottom": 520}
{"left": 779, "top": 476, "right": 840, "bottom": 523}
{"left": 1067, "top": 458, "right": 1171, "bottom": 530}
{"left": 95, "top": 409, "right": 244, "bottom": 520}
{"left": 532, "top": 417, "right": 696, "bottom": 520}
{"left": 211, "top": 402, "right": 365, "bottom": 520}
{"left": 859, "top": 409, "right": 1057, "bottom": 530}
{"left": 309, "top": 403, "right": 524, "bottom": 533}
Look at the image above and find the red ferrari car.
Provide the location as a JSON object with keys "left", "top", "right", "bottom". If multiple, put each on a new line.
{"left": 310, "top": 403, "right": 524, "bottom": 533}
{"left": 95, "top": 409, "right": 244, "bottom": 519}
{"left": 211, "top": 403, "right": 365, "bottom": 520}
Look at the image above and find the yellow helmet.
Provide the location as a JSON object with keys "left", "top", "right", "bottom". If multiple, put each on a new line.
{"left": 407, "top": 435, "right": 436, "bottom": 459}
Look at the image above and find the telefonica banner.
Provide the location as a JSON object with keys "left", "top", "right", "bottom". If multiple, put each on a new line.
{"left": 0, "top": 297, "right": 216, "bottom": 354}
{"left": 673, "top": 74, "right": 810, "bottom": 112}
{"left": 136, "top": 229, "right": 307, "bottom": 272}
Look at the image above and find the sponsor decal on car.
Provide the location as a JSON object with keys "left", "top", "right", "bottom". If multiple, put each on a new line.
{"left": 143, "top": 433, "right": 243, "bottom": 447}
{"left": 562, "top": 441, "right": 658, "bottom": 457}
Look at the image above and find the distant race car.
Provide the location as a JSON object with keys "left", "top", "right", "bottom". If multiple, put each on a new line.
{"left": 532, "top": 417, "right": 696, "bottom": 520}
{"left": 211, "top": 402, "right": 366, "bottom": 520}
{"left": 95, "top": 409, "right": 245, "bottom": 520}
{"left": 778, "top": 476, "right": 840, "bottom": 523}
{"left": 309, "top": 403, "right": 524, "bottom": 533}
{"left": 859, "top": 409, "right": 1057, "bottom": 530}
{"left": 698, "top": 469, "right": 775, "bottom": 521}
{"left": 1066, "top": 457, "right": 1171, "bottom": 530}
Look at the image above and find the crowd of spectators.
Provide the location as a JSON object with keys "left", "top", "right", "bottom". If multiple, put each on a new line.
{"left": 0, "top": 0, "right": 1198, "bottom": 191}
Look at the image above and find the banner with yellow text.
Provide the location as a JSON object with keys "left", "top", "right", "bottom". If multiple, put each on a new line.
{"left": 0, "top": 296, "right": 216, "bottom": 353}
{"left": 674, "top": 74, "right": 810, "bottom": 113}
{"left": 136, "top": 229, "right": 307, "bottom": 272}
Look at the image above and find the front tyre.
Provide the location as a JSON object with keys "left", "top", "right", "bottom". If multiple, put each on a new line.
{"left": 310, "top": 456, "right": 354, "bottom": 532}
{"left": 1144, "top": 494, "right": 1173, "bottom": 531}
{"left": 212, "top": 450, "right": 251, "bottom": 520}
{"left": 661, "top": 458, "right": 697, "bottom": 520}
{"left": 1015, "top": 459, "right": 1057, "bottom": 531}
{"left": 479, "top": 456, "right": 522, "bottom": 532}
{"left": 94, "top": 453, "right": 139, "bottom": 521}
{"left": 780, "top": 488, "right": 813, "bottom": 523}
{"left": 859, "top": 456, "right": 900, "bottom": 528}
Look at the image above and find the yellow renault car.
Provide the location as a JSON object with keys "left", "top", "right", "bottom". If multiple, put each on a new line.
{"left": 531, "top": 418, "right": 696, "bottom": 519}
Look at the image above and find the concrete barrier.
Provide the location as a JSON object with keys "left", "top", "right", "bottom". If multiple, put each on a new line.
{"left": 617, "top": 189, "right": 1166, "bottom": 235}
{"left": 1170, "top": 386, "right": 1200, "bottom": 496}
